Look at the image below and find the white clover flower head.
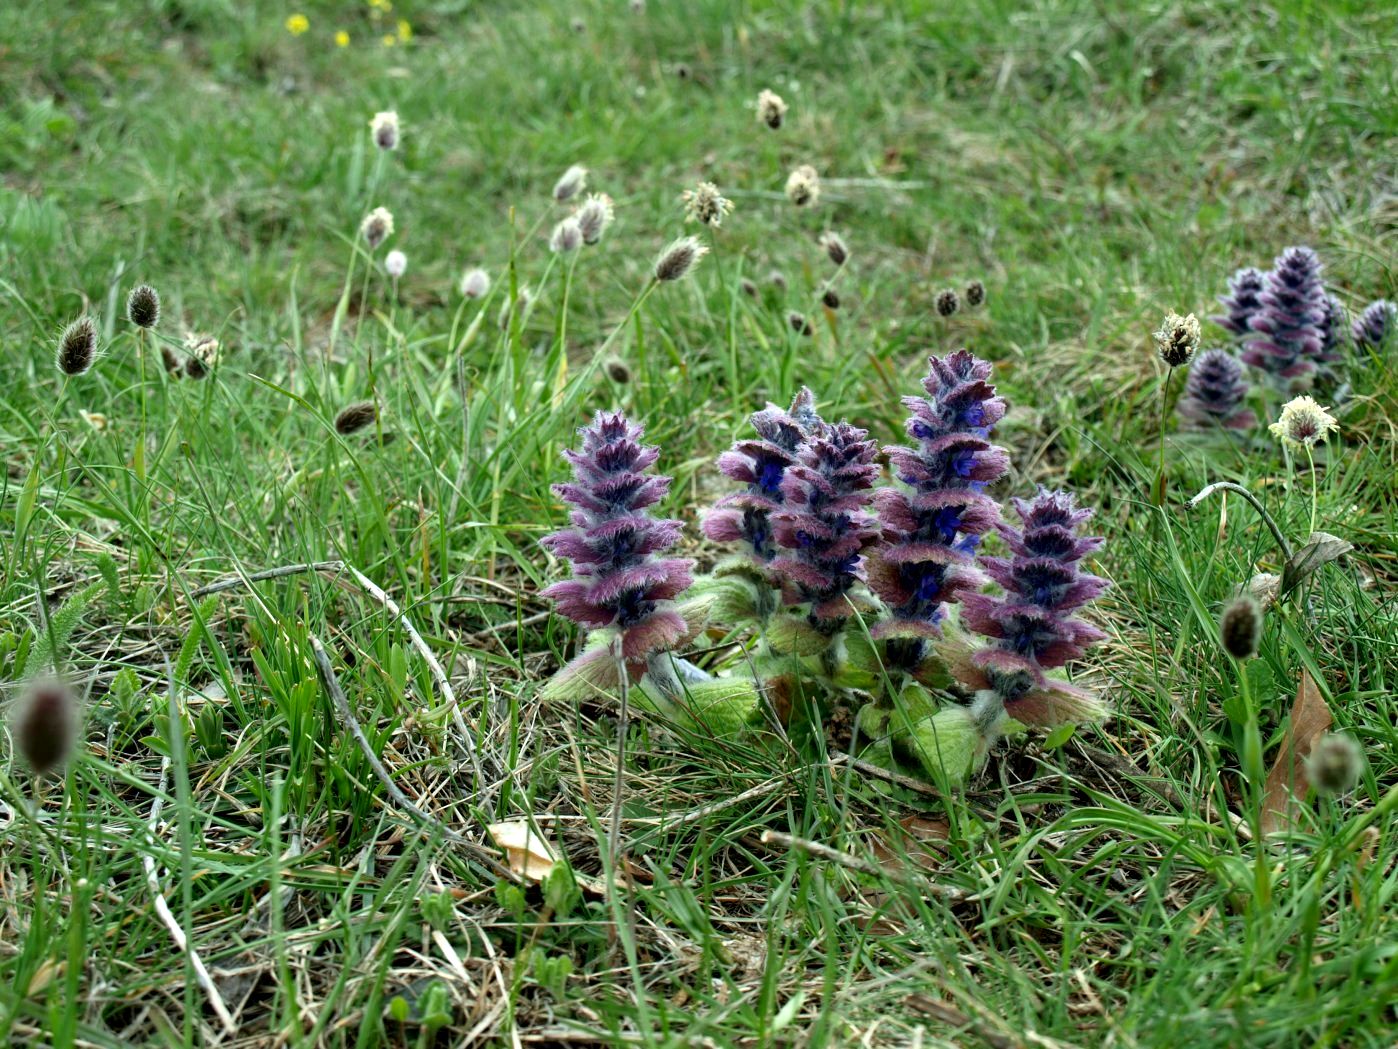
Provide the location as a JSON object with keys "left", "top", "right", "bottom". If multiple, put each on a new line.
{"left": 385, "top": 249, "right": 407, "bottom": 277}
{"left": 1153, "top": 310, "right": 1201, "bottom": 368}
{"left": 549, "top": 217, "right": 583, "bottom": 253}
{"left": 1268, "top": 395, "right": 1338, "bottom": 449}
{"left": 370, "top": 110, "right": 400, "bottom": 151}
{"left": 575, "top": 193, "right": 615, "bottom": 245}
{"left": 757, "top": 88, "right": 788, "bottom": 129}
{"left": 459, "top": 267, "right": 491, "bottom": 299}
{"left": 360, "top": 206, "right": 394, "bottom": 249}
{"left": 681, "top": 181, "right": 734, "bottom": 227}
{"left": 785, "top": 164, "right": 820, "bottom": 207}
{"left": 552, "top": 164, "right": 588, "bottom": 202}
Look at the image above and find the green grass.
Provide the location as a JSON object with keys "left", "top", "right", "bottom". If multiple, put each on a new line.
{"left": 2, "top": 0, "right": 1396, "bottom": 1045}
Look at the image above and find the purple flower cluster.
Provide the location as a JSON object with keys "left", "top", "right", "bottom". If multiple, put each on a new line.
{"left": 1241, "top": 247, "right": 1326, "bottom": 384}
{"left": 542, "top": 412, "right": 693, "bottom": 679}
{"left": 1176, "top": 349, "right": 1256, "bottom": 430}
{"left": 867, "top": 352, "right": 1009, "bottom": 652}
{"left": 1212, "top": 267, "right": 1266, "bottom": 338}
{"left": 769, "top": 421, "right": 880, "bottom": 626}
{"left": 1352, "top": 300, "right": 1393, "bottom": 350}
{"left": 955, "top": 489, "right": 1108, "bottom": 727}
{"left": 701, "top": 389, "right": 822, "bottom": 564}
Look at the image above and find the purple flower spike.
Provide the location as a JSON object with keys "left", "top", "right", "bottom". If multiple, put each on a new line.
{"left": 867, "top": 352, "right": 1010, "bottom": 653}
{"left": 1241, "top": 247, "right": 1325, "bottom": 385}
{"left": 1177, "top": 349, "right": 1256, "bottom": 431}
{"left": 1317, "top": 294, "right": 1348, "bottom": 369}
{"left": 959, "top": 489, "right": 1108, "bottom": 725}
{"left": 1352, "top": 300, "right": 1394, "bottom": 350}
{"left": 769, "top": 421, "right": 880, "bottom": 626}
{"left": 1213, "top": 267, "right": 1266, "bottom": 338}
{"left": 702, "top": 388, "right": 824, "bottom": 564}
{"left": 542, "top": 412, "right": 694, "bottom": 679}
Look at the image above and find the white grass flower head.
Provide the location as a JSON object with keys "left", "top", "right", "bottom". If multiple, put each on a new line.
{"left": 370, "top": 110, "right": 400, "bottom": 151}
{"left": 360, "top": 206, "right": 394, "bottom": 250}
{"left": 757, "top": 88, "right": 788, "bottom": 129}
{"left": 385, "top": 249, "right": 407, "bottom": 277}
{"left": 459, "top": 267, "right": 491, "bottom": 299}
{"left": 549, "top": 217, "right": 583, "bottom": 253}
{"left": 575, "top": 193, "right": 614, "bottom": 245}
{"left": 785, "top": 164, "right": 820, "bottom": 207}
{"left": 653, "top": 235, "right": 709, "bottom": 282}
{"left": 1153, "top": 310, "right": 1201, "bottom": 368}
{"left": 552, "top": 164, "right": 588, "bottom": 202}
{"left": 1268, "top": 395, "right": 1338, "bottom": 449}
{"left": 682, "top": 181, "right": 734, "bottom": 227}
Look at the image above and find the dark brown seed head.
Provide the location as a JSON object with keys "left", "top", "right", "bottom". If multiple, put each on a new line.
{"left": 16, "top": 682, "right": 74, "bottom": 776}
{"left": 821, "top": 288, "right": 840, "bottom": 309}
{"left": 674, "top": 63, "right": 691, "bottom": 80}
{"left": 965, "top": 280, "right": 986, "bottom": 307}
{"left": 161, "top": 345, "right": 183, "bottom": 374}
{"left": 1307, "top": 733, "right": 1363, "bottom": 795}
{"left": 335, "top": 401, "right": 379, "bottom": 435}
{"left": 819, "top": 232, "right": 848, "bottom": 266}
{"left": 788, "top": 311, "right": 812, "bottom": 336}
{"left": 57, "top": 317, "right": 98, "bottom": 376}
{"left": 739, "top": 278, "right": 758, "bottom": 298}
{"left": 1219, "top": 594, "right": 1262, "bottom": 660}
{"left": 604, "top": 358, "right": 632, "bottom": 384}
{"left": 767, "top": 270, "right": 787, "bottom": 292}
{"left": 936, "top": 289, "right": 960, "bottom": 317}
{"left": 654, "top": 236, "right": 708, "bottom": 282}
{"left": 126, "top": 284, "right": 161, "bottom": 329}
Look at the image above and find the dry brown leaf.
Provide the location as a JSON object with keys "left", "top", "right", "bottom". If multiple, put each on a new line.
{"left": 486, "top": 821, "right": 557, "bottom": 881}
{"left": 869, "top": 814, "right": 950, "bottom": 874}
{"left": 1260, "top": 670, "right": 1333, "bottom": 834}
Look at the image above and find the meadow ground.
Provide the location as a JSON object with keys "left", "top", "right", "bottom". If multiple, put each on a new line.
{"left": 1, "top": 0, "right": 1396, "bottom": 1045}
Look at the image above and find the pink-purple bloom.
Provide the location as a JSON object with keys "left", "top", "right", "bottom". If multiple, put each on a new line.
{"left": 1241, "top": 247, "right": 1326, "bottom": 384}
{"left": 1212, "top": 267, "right": 1266, "bottom": 338}
{"left": 1352, "top": 299, "right": 1393, "bottom": 351}
{"left": 1177, "top": 348, "right": 1256, "bottom": 430}
{"left": 955, "top": 489, "right": 1108, "bottom": 727}
{"left": 542, "top": 412, "right": 694, "bottom": 681}
{"left": 701, "top": 389, "right": 823, "bottom": 564}
{"left": 867, "top": 352, "right": 1009, "bottom": 656}
{"left": 769, "top": 421, "right": 880, "bottom": 626}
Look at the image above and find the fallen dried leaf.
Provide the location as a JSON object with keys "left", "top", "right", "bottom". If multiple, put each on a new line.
{"left": 1280, "top": 532, "right": 1352, "bottom": 597}
{"left": 1260, "top": 670, "right": 1333, "bottom": 834}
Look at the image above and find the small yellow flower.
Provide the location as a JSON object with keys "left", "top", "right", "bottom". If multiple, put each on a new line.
{"left": 397, "top": 19, "right": 412, "bottom": 42}
{"left": 369, "top": 0, "right": 392, "bottom": 9}
{"left": 1268, "top": 395, "right": 1338, "bottom": 449}
{"left": 285, "top": 13, "right": 309, "bottom": 35}
{"left": 382, "top": 34, "right": 396, "bottom": 47}
{"left": 335, "top": 30, "right": 350, "bottom": 47}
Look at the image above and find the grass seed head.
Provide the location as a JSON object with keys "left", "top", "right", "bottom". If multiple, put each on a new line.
{"left": 360, "top": 206, "right": 394, "bottom": 250}
{"left": 936, "top": 288, "right": 960, "bottom": 316}
{"left": 552, "top": 164, "right": 588, "bottom": 202}
{"left": 767, "top": 269, "right": 787, "bottom": 292}
{"left": 459, "top": 267, "right": 491, "bottom": 299}
{"left": 1268, "top": 395, "right": 1337, "bottom": 449}
{"left": 965, "top": 279, "right": 986, "bottom": 307}
{"left": 575, "top": 193, "right": 615, "bottom": 245}
{"left": 818, "top": 231, "right": 848, "bottom": 266}
{"left": 1219, "top": 594, "right": 1262, "bottom": 660}
{"left": 57, "top": 317, "right": 99, "bottom": 376}
{"left": 784, "top": 164, "right": 820, "bottom": 207}
{"left": 788, "top": 310, "right": 812, "bottom": 336}
{"left": 757, "top": 88, "right": 788, "bottom": 129}
{"left": 654, "top": 236, "right": 708, "bottom": 282}
{"left": 682, "top": 181, "right": 734, "bottom": 227}
{"left": 604, "top": 357, "right": 632, "bottom": 384}
{"left": 821, "top": 287, "right": 840, "bottom": 309}
{"left": 1307, "top": 732, "right": 1364, "bottom": 795}
{"left": 385, "top": 249, "right": 407, "bottom": 277}
{"left": 370, "top": 110, "right": 399, "bottom": 150}
{"left": 126, "top": 284, "right": 161, "bottom": 329}
{"left": 549, "top": 217, "right": 583, "bottom": 253}
{"left": 15, "top": 680, "right": 75, "bottom": 777}
{"left": 1154, "top": 310, "right": 1201, "bottom": 368}
{"left": 335, "top": 401, "right": 379, "bottom": 435}
{"left": 740, "top": 277, "right": 758, "bottom": 298}
{"left": 183, "top": 334, "right": 219, "bottom": 379}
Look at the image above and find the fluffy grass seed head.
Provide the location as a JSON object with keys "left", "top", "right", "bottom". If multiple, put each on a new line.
{"left": 1307, "top": 733, "right": 1364, "bottom": 796}
{"left": 549, "top": 216, "right": 583, "bottom": 253}
{"left": 935, "top": 289, "right": 960, "bottom": 317}
{"left": 1268, "top": 395, "right": 1337, "bottom": 449}
{"left": 604, "top": 358, "right": 632, "bottom": 384}
{"left": 654, "top": 235, "right": 708, "bottom": 282}
{"left": 740, "top": 277, "right": 758, "bottom": 298}
{"left": 768, "top": 269, "right": 788, "bottom": 292}
{"left": 965, "top": 280, "right": 986, "bottom": 307}
{"left": 335, "top": 401, "right": 379, "bottom": 435}
{"left": 682, "top": 181, "right": 734, "bottom": 227}
{"left": 575, "top": 193, "right": 614, "bottom": 245}
{"left": 552, "top": 164, "right": 588, "bottom": 202}
{"left": 385, "top": 249, "right": 407, "bottom": 277}
{"left": 788, "top": 311, "right": 812, "bottom": 336}
{"left": 14, "top": 680, "right": 75, "bottom": 776}
{"left": 126, "top": 284, "right": 160, "bottom": 329}
{"left": 57, "top": 316, "right": 98, "bottom": 376}
{"left": 182, "top": 334, "right": 219, "bottom": 379}
{"left": 757, "top": 88, "right": 788, "bottom": 129}
{"left": 1154, "top": 310, "right": 1201, "bottom": 368}
{"left": 370, "top": 110, "right": 399, "bottom": 150}
{"left": 818, "top": 231, "right": 848, "bottom": 266}
{"left": 360, "top": 206, "right": 394, "bottom": 250}
{"left": 785, "top": 164, "right": 820, "bottom": 207}
{"left": 459, "top": 266, "right": 491, "bottom": 299}
{"left": 821, "top": 287, "right": 840, "bottom": 309}
{"left": 1219, "top": 594, "right": 1262, "bottom": 660}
